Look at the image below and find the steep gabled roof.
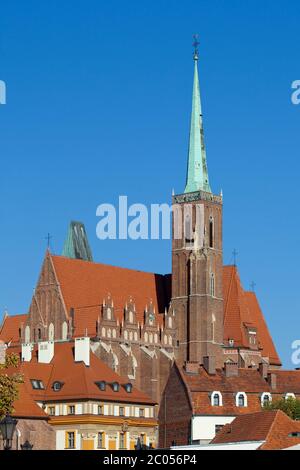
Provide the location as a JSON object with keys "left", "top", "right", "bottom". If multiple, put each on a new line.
{"left": 0, "top": 260, "right": 281, "bottom": 366}
{"left": 0, "top": 313, "right": 27, "bottom": 344}
{"left": 211, "top": 410, "right": 300, "bottom": 450}
{"left": 51, "top": 254, "right": 171, "bottom": 330}
{"left": 5, "top": 342, "right": 155, "bottom": 405}
{"left": 223, "top": 265, "right": 281, "bottom": 365}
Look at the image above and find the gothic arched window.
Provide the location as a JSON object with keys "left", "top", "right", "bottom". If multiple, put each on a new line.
{"left": 24, "top": 326, "right": 30, "bottom": 343}
{"left": 210, "top": 273, "right": 215, "bottom": 297}
{"left": 48, "top": 323, "right": 54, "bottom": 341}
{"left": 209, "top": 216, "right": 214, "bottom": 248}
{"left": 62, "top": 321, "right": 68, "bottom": 341}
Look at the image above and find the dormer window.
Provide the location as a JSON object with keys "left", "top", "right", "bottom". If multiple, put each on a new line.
{"left": 211, "top": 391, "right": 222, "bottom": 407}
{"left": 236, "top": 392, "right": 247, "bottom": 407}
{"left": 125, "top": 383, "right": 133, "bottom": 393}
{"left": 95, "top": 381, "right": 106, "bottom": 391}
{"left": 112, "top": 382, "right": 119, "bottom": 392}
{"left": 285, "top": 393, "right": 296, "bottom": 400}
{"left": 261, "top": 392, "right": 272, "bottom": 406}
{"left": 52, "top": 381, "right": 63, "bottom": 392}
{"left": 30, "top": 379, "right": 44, "bottom": 390}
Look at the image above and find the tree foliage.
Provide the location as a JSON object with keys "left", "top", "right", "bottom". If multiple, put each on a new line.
{"left": 263, "top": 397, "right": 300, "bottom": 420}
{"left": 0, "top": 353, "right": 24, "bottom": 420}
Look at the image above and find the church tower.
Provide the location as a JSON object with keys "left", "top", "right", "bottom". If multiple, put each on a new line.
{"left": 172, "top": 39, "right": 224, "bottom": 368}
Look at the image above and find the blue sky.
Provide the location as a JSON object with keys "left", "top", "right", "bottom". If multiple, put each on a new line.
{"left": 0, "top": 0, "right": 299, "bottom": 368}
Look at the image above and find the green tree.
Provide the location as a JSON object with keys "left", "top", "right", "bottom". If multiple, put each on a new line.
{"left": 263, "top": 397, "right": 300, "bottom": 420}
{"left": 0, "top": 353, "right": 23, "bottom": 420}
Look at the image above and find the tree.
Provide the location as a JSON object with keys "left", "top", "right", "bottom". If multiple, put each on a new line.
{"left": 263, "top": 397, "right": 300, "bottom": 420}
{"left": 0, "top": 353, "right": 23, "bottom": 420}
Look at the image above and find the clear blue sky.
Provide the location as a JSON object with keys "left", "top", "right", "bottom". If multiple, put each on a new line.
{"left": 0, "top": 0, "right": 299, "bottom": 368}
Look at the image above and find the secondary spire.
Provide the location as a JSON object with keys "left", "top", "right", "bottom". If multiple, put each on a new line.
{"left": 184, "top": 35, "right": 211, "bottom": 194}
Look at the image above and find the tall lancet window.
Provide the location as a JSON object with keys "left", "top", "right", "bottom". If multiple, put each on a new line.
{"left": 185, "top": 214, "right": 193, "bottom": 244}
{"left": 209, "top": 216, "right": 214, "bottom": 248}
{"left": 210, "top": 273, "right": 215, "bottom": 297}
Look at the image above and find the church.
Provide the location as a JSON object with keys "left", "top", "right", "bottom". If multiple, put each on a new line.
{"left": 1, "top": 43, "right": 299, "bottom": 449}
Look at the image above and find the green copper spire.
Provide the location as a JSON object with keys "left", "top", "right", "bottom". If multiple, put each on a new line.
{"left": 184, "top": 37, "right": 211, "bottom": 194}
{"left": 62, "top": 221, "right": 93, "bottom": 262}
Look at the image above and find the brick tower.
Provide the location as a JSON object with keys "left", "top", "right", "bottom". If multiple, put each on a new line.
{"left": 172, "top": 39, "right": 224, "bottom": 368}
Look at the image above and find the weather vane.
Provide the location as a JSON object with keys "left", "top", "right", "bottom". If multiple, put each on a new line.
{"left": 193, "top": 34, "right": 200, "bottom": 60}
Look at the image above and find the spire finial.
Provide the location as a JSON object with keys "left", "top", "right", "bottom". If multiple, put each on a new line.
{"left": 184, "top": 36, "right": 211, "bottom": 194}
{"left": 193, "top": 34, "right": 199, "bottom": 61}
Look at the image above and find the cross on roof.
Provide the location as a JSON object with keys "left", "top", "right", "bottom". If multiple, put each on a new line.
{"left": 45, "top": 233, "right": 52, "bottom": 249}
{"left": 232, "top": 249, "right": 238, "bottom": 266}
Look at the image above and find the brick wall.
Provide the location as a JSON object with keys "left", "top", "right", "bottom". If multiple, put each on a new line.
{"left": 158, "top": 364, "right": 192, "bottom": 448}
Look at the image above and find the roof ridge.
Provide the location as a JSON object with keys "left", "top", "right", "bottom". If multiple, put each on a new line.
{"left": 264, "top": 410, "right": 283, "bottom": 441}
{"left": 223, "top": 265, "right": 237, "bottom": 327}
{"left": 51, "top": 253, "right": 168, "bottom": 277}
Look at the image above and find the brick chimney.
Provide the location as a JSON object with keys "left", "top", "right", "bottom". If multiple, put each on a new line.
{"left": 267, "top": 372, "right": 277, "bottom": 390}
{"left": 75, "top": 337, "right": 90, "bottom": 367}
{"left": 203, "top": 356, "right": 216, "bottom": 375}
{"left": 184, "top": 361, "right": 199, "bottom": 374}
{"left": 259, "top": 360, "right": 269, "bottom": 379}
{"left": 224, "top": 360, "right": 238, "bottom": 377}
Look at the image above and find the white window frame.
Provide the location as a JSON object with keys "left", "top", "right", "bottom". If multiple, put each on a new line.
{"left": 236, "top": 392, "right": 247, "bottom": 407}
{"left": 211, "top": 391, "right": 223, "bottom": 407}
{"left": 285, "top": 392, "right": 296, "bottom": 400}
{"left": 261, "top": 392, "right": 272, "bottom": 406}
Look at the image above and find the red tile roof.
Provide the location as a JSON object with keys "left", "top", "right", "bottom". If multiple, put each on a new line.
{"left": 12, "top": 383, "right": 47, "bottom": 419}
{"left": 5, "top": 342, "right": 155, "bottom": 405}
{"left": 211, "top": 410, "right": 300, "bottom": 450}
{"left": 180, "top": 365, "right": 300, "bottom": 416}
{"left": 0, "top": 314, "right": 27, "bottom": 344}
{"left": 51, "top": 255, "right": 171, "bottom": 332}
{"left": 0, "top": 259, "right": 281, "bottom": 366}
{"left": 223, "top": 266, "right": 281, "bottom": 366}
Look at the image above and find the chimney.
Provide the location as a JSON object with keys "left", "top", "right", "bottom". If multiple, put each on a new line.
{"left": 203, "top": 356, "right": 216, "bottom": 375}
{"left": 75, "top": 337, "right": 90, "bottom": 366}
{"left": 184, "top": 361, "right": 199, "bottom": 374}
{"left": 267, "top": 372, "right": 277, "bottom": 390}
{"left": 259, "top": 360, "right": 269, "bottom": 379}
{"left": 224, "top": 360, "right": 239, "bottom": 377}
{"left": 0, "top": 340, "right": 6, "bottom": 364}
{"left": 21, "top": 343, "right": 33, "bottom": 362}
{"left": 38, "top": 341, "right": 54, "bottom": 364}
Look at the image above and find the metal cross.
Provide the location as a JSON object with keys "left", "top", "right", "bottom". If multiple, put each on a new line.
{"left": 250, "top": 281, "right": 256, "bottom": 292}
{"left": 232, "top": 249, "right": 238, "bottom": 266}
{"left": 45, "top": 233, "right": 52, "bottom": 249}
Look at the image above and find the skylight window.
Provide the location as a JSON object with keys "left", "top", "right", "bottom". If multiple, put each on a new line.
{"left": 30, "top": 379, "right": 45, "bottom": 390}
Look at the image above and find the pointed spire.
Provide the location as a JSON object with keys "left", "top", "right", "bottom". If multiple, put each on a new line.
{"left": 184, "top": 36, "right": 211, "bottom": 194}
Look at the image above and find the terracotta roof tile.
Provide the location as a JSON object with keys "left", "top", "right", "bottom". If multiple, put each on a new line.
{"left": 211, "top": 410, "right": 300, "bottom": 450}
{"left": 51, "top": 255, "right": 171, "bottom": 331}
{"left": 0, "top": 261, "right": 281, "bottom": 367}
{"left": 0, "top": 314, "right": 27, "bottom": 344}
{"left": 5, "top": 342, "right": 155, "bottom": 405}
{"left": 223, "top": 266, "right": 281, "bottom": 365}
{"left": 182, "top": 366, "right": 300, "bottom": 415}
